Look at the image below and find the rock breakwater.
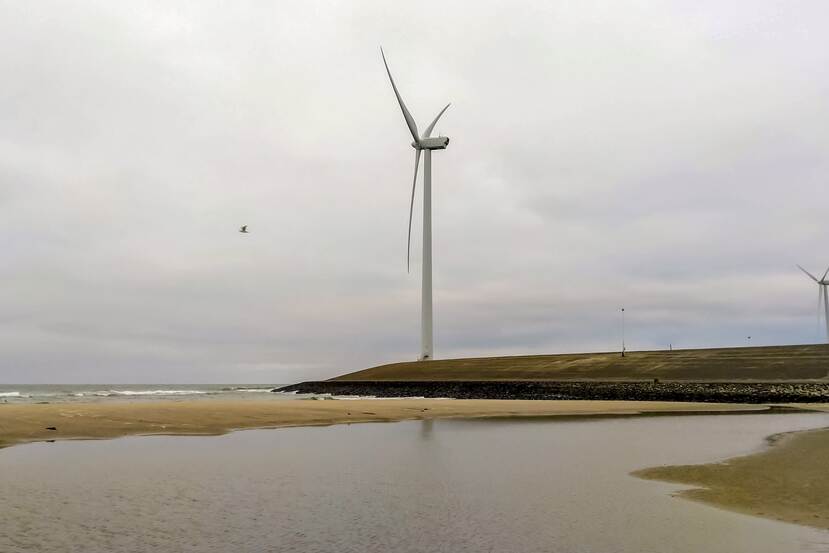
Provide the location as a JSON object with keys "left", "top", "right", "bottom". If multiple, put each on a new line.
{"left": 276, "top": 381, "right": 829, "bottom": 403}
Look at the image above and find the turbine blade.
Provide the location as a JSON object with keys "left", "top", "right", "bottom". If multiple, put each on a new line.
{"left": 822, "top": 266, "right": 829, "bottom": 282}
{"left": 797, "top": 264, "right": 819, "bottom": 282}
{"left": 380, "top": 47, "right": 419, "bottom": 144}
{"left": 423, "top": 103, "right": 450, "bottom": 138}
{"left": 407, "top": 149, "right": 422, "bottom": 273}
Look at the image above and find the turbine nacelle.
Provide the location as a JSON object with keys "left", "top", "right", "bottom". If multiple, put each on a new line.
{"left": 381, "top": 47, "right": 451, "bottom": 273}
{"left": 798, "top": 264, "right": 829, "bottom": 286}
{"left": 413, "top": 136, "right": 450, "bottom": 150}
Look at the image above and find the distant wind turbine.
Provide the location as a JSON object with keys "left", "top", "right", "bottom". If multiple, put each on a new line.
{"left": 381, "top": 47, "right": 451, "bottom": 361}
{"left": 797, "top": 264, "right": 829, "bottom": 342}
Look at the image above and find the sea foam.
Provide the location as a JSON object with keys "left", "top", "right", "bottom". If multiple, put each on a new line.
{"left": 98, "top": 390, "right": 210, "bottom": 397}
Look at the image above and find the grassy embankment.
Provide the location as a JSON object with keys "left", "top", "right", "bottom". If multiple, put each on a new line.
{"left": 333, "top": 344, "right": 829, "bottom": 382}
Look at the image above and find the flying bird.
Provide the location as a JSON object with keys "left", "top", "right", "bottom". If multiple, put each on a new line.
{"left": 239, "top": 225, "right": 249, "bottom": 234}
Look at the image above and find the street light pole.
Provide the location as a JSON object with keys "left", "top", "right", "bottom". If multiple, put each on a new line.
{"left": 621, "top": 307, "right": 626, "bottom": 358}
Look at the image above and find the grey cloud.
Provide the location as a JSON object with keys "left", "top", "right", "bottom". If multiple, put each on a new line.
{"left": 1, "top": 1, "right": 828, "bottom": 383}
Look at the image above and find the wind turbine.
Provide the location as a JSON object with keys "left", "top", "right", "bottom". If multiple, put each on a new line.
{"left": 381, "top": 47, "right": 450, "bottom": 361}
{"left": 797, "top": 264, "right": 829, "bottom": 342}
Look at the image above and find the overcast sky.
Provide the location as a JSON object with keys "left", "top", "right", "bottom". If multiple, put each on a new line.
{"left": 1, "top": 1, "right": 828, "bottom": 383}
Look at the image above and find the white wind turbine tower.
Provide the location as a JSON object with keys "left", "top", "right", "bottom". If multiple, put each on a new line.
{"left": 797, "top": 264, "right": 829, "bottom": 342}
{"left": 381, "top": 47, "right": 451, "bottom": 361}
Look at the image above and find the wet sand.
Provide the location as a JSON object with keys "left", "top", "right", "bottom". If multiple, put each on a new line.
{"left": 0, "top": 399, "right": 766, "bottom": 449}
{"left": 634, "top": 425, "right": 829, "bottom": 530}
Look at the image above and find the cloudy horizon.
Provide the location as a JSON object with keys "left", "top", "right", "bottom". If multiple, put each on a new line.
{"left": 1, "top": 1, "right": 828, "bottom": 384}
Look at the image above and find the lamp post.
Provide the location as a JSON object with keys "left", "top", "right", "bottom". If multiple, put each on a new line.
{"left": 621, "top": 307, "right": 626, "bottom": 358}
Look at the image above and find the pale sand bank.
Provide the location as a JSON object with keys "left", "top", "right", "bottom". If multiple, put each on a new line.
{"left": 634, "top": 425, "right": 829, "bottom": 530}
{"left": 780, "top": 402, "right": 829, "bottom": 412}
{"left": 0, "top": 399, "right": 767, "bottom": 449}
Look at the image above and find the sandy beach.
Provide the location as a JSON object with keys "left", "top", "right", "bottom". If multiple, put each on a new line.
{"left": 0, "top": 398, "right": 766, "bottom": 449}
{"left": 635, "top": 425, "right": 829, "bottom": 530}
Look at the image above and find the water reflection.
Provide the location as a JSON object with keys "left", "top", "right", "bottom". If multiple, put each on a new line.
{"left": 420, "top": 419, "right": 434, "bottom": 440}
{"left": 1, "top": 413, "right": 827, "bottom": 553}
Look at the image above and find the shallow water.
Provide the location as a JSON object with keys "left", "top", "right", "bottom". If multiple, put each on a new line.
{"left": 1, "top": 412, "right": 828, "bottom": 552}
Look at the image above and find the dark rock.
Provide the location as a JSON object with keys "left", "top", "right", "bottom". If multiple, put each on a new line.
{"left": 274, "top": 381, "right": 829, "bottom": 404}
{"left": 45, "top": 427, "right": 57, "bottom": 431}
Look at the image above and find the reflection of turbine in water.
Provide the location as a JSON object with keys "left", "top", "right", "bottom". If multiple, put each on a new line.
{"left": 381, "top": 47, "right": 451, "bottom": 361}
{"left": 420, "top": 419, "right": 434, "bottom": 440}
{"left": 797, "top": 265, "right": 829, "bottom": 342}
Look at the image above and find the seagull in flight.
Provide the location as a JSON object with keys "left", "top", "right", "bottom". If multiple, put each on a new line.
{"left": 239, "top": 225, "right": 249, "bottom": 234}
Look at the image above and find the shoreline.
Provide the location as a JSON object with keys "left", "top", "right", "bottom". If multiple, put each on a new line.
{"left": 634, "top": 425, "right": 829, "bottom": 530}
{"left": 0, "top": 399, "right": 772, "bottom": 450}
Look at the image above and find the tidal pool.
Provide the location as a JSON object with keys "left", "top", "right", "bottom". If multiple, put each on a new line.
{"left": 1, "top": 411, "right": 828, "bottom": 552}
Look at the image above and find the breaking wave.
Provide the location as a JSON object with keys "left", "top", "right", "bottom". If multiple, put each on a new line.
{"left": 97, "top": 390, "right": 211, "bottom": 397}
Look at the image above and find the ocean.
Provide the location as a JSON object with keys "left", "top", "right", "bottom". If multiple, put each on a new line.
{"left": 0, "top": 384, "right": 297, "bottom": 404}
